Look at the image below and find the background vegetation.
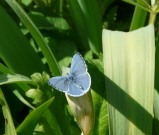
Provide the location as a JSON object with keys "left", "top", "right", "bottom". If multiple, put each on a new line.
{"left": 0, "top": 0, "right": 159, "bottom": 135}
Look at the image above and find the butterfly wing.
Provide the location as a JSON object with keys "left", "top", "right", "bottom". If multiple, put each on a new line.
{"left": 48, "top": 52, "right": 91, "bottom": 97}
{"left": 66, "top": 81, "right": 85, "bottom": 97}
{"left": 48, "top": 76, "right": 69, "bottom": 92}
{"left": 70, "top": 52, "right": 87, "bottom": 75}
{"left": 74, "top": 73, "right": 91, "bottom": 91}
{"left": 66, "top": 73, "right": 91, "bottom": 97}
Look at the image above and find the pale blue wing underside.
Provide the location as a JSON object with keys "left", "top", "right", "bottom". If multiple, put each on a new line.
{"left": 73, "top": 73, "right": 91, "bottom": 91}
{"left": 67, "top": 81, "right": 86, "bottom": 97}
{"left": 48, "top": 76, "right": 69, "bottom": 92}
{"left": 70, "top": 52, "right": 87, "bottom": 75}
{"left": 66, "top": 73, "right": 91, "bottom": 97}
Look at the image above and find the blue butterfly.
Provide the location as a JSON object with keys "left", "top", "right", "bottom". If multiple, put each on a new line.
{"left": 48, "top": 52, "right": 91, "bottom": 97}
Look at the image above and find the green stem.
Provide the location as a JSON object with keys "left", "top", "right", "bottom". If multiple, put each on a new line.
{"left": 59, "top": 0, "right": 63, "bottom": 17}
{"left": 149, "top": 12, "right": 156, "bottom": 24}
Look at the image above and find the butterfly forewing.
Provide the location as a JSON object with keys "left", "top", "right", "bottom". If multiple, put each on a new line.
{"left": 70, "top": 52, "right": 87, "bottom": 76}
{"left": 48, "top": 76, "right": 69, "bottom": 92}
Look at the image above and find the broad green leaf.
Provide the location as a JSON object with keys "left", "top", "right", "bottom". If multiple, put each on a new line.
{"left": 5, "top": 0, "right": 60, "bottom": 76}
{"left": 0, "top": 6, "right": 45, "bottom": 76}
{"left": 0, "top": 88, "right": 17, "bottom": 135}
{"left": 0, "top": 74, "right": 35, "bottom": 86}
{"left": 16, "top": 97, "right": 54, "bottom": 135}
{"left": 102, "top": 24, "right": 155, "bottom": 135}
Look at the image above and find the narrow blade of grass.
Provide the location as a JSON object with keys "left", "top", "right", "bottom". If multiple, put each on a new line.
{"left": 0, "top": 74, "right": 36, "bottom": 86}
{"left": 130, "top": 5, "right": 147, "bottom": 31}
{"left": 0, "top": 88, "right": 17, "bottom": 135}
{"left": 68, "top": 0, "right": 102, "bottom": 54}
{"left": 16, "top": 97, "right": 54, "bottom": 135}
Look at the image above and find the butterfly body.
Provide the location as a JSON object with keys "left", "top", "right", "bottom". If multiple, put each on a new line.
{"left": 48, "top": 52, "right": 91, "bottom": 97}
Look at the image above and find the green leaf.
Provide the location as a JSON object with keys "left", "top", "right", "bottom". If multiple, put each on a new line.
{"left": 5, "top": 0, "right": 60, "bottom": 76}
{"left": 123, "top": 0, "right": 152, "bottom": 12}
{"left": 153, "top": 26, "right": 159, "bottom": 135}
{"left": 102, "top": 24, "right": 155, "bottom": 134}
{"left": 13, "top": 90, "right": 35, "bottom": 109}
{"left": 42, "top": 109, "right": 63, "bottom": 135}
{"left": 153, "top": 89, "right": 159, "bottom": 135}
{"left": 0, "top": 74, "right": 35, "bottom": 86}
{"left": 0, "top": 63, "right": 13, "bottom": 74}
{"left": 29, "top": 12, "right": 70, "bottom": 30}
{"left": 87, "top": 60, "right": 109, "bottom": 135}
{"left": 130, "top": 5, "right": 147, "bottom": 31}
{"left": 21, "top": 0, "right": 32, "bottom": 6}
{"left": 0, "top": 88, "right": 17, "bottom": 135}
{"left": 16, "top": 97, "right": 54, "bottom": 135}
{"left": 0, "top": 6, "right": 45, "bottom": 76}
{"left": 68, "top": 0, "right": 102, "bottom": 54}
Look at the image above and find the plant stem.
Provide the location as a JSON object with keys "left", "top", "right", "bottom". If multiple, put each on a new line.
{"left": 149, "top": 12, "right": 156, "bottom": 24}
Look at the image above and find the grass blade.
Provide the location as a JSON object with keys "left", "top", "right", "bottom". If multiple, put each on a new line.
{"left": 5, "top": 0, "right": 60, "bottom": 75}
{"left": 68, "top": 0, "right": 102, "bottom": 54}
{"left": 16, "top": 97, "right": 54, "bottom": 135}
{"left": 130, "top": 5, "right": 147, "bottom": 31}
{"left": 0, "top": 88, "right": 17, "bottom": 135}
{"left": 0, "top": 74, "right": 36, "bottom": 86}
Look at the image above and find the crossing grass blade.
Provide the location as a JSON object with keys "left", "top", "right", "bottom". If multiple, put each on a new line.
{"left": 0, "top": 88, "right": 17, "bottom": 135}
{"left": 102, "top": 24, "right": 155, "bottom": 135}
{"left": 130, "top": 5, "right": 147, "bottom": 31}
{"left": 16, "top": 97, "right": 54, "bottom": 135}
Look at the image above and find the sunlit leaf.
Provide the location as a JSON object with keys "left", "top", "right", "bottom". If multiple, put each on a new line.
{"left": 102, "top": 24, "right": 155, "bottom": 135}
{"left": 16, "top": 97, "right": 54, "bottom": 135}
{"left": 0, "top": 74, "right": 35, "bottom": 86}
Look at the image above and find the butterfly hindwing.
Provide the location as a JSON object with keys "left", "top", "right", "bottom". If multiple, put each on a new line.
{"left": 67, "top": 81, "right": 85, "bottom": 97}
{"left": 73, "top": 73, "right": 91, "bottom": 92}
{"left": 48, "top": 76, "right": 69, "bottom": 92}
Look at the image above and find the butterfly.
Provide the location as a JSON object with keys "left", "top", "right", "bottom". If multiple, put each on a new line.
{"left": 48, "top": 52, "right": 91, "bottom": 97}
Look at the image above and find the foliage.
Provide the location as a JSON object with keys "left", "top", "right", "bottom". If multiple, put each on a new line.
{"left": 0, "top": 0, "right": 159, "bottom": 135}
